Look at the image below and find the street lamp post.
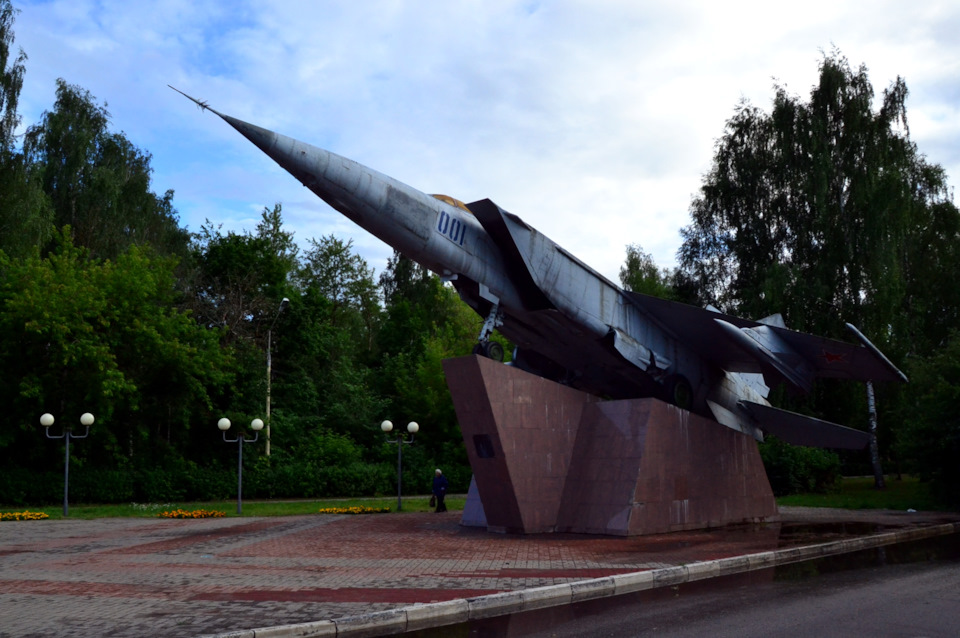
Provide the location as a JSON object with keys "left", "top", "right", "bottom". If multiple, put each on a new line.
{"left": 219, "top": 417, "right": 264, "bottom": 515}
{"left": 265, "top": 297, "right": 289, "bottom": 456}
{"left": 41, "top": 412, "right": 94, "bottom": 517}
{"left": 381, "top": 420, "right": 419, "bottom": 511}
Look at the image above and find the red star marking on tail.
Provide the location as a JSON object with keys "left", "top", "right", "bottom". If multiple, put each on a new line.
{"left": 821, "top": 350, "right": 847, "bottom": 364}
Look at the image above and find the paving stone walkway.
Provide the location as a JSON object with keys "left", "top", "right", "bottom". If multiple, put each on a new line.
{"left": 1, "top": 507, "right": 957, "bottom": 637}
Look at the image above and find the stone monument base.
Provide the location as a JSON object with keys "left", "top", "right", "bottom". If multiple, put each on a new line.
{"left": 443, "top": 355, "right": 778, "bottom": 536}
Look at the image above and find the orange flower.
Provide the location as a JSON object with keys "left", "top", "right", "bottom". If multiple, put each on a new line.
{"left": 0, "top": 511, "right": 49, "bottom": 521}
{"left": 317, "top": 506, "right": 390, "bottom": 515}
{"left": 158, "top": 509, "right": 226, "bottom": 519}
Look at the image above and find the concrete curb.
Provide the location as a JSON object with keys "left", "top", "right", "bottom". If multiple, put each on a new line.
{"left": 203, "top": 522, "right": 960, "bottom": 638}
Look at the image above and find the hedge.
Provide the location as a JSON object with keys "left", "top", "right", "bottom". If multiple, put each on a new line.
{"left": 0, "top": 458, "right": 472, "bottom": 506}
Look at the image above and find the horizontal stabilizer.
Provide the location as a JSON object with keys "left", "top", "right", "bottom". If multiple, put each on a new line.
{"left": 739, "top": 400, "right": 871, "bottom": 450}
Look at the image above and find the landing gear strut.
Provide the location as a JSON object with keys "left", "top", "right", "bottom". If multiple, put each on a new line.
{"left": 474, "top": 302, "right": 504, "bottom": 361}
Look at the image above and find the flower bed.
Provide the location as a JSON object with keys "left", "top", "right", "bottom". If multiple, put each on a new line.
{"left": 317, "top": 506, "right": 390, "bottom": 515}
{"left": 0, "top": 511, "right": 49, "bottom": 521}
{"left": 158, "top": 509, "right": 226, "bottom": 519}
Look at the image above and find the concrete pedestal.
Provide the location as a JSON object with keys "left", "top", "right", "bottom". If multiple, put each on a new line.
{"left": 443, "top": 355, "right": 778, "bottom": 536}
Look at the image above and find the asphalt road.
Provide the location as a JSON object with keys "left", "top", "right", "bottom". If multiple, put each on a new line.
{"left": 408, "top": 538, "right": 960, "bottom": 638}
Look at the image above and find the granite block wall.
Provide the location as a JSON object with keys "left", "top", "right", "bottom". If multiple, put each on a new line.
{"left": 444, "top": 355, "right": 778, "bottom": 536}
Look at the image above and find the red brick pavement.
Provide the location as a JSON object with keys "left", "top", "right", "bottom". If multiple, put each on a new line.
{"left": 1, "top": 508, "right": 957, "bottom": 637}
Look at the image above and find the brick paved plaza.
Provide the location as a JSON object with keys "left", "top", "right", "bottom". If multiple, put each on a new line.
{"left": 1, "top": 508, "right": 957, "bottom": 637}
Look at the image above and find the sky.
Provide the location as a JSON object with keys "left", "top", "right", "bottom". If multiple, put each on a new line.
{"left": 11, "top": 0, "right": 960, "bottom": 284}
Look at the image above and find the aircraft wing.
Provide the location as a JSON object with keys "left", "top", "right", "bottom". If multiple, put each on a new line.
{"left": 466, "top": 198, "right": 554, "bottom": 312}
{"left": 739, "top": 401, "right": 872, "bottom": 449}
{"left": 623, "top": 291, "right": 907, "bottom": 388}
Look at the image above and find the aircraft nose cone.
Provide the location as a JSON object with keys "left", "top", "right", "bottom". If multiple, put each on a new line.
{"left": 219, "top": 114, "right": 279, "bottom": 156}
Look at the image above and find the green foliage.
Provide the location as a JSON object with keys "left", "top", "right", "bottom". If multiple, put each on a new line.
{"left": 71, "top": 470, "right": 137, "bottom": 504}
{"left": 377, "top": 251, "right": 445, "bottom": 359}
{"left": 0, "top": 1, "right": 53, "bottom": 259}
{"left": 188, "top": 205, "right": 297, "bottom": 344}
{"left": 252, "top": 458, "right": 321, "bottom": 498}
{"left": 0, "top": 230, "right": 233, "bottom": 469}
{"left": 375, "top": 252, "right": 479, "bottom": 461}
{"left": 277, "top": 235, "right": 386, "bottom": 448}
{"left": 0, "top": 462, "right": 392, "bottom": 505}
{"left": 759, "top": 436, "right": 842, "bottom": 495}
{"left": 5, "top": 6, "right": 958, "bottom": 514}
{"left": 301, "top": 429, "right": 364, "bottom": 466}
{"left": 0, "top": 0, "right": 24, "bottom": 147}
{"left": 0, "top": 468, "right": 61, "bottom": 505}
{"left": 776, "top": 475, "right": 939, "bottom": 510}
{"left": 619, "top": 243, "right": 675, "bottom": 299}
{"left": 295, "top": 234, "right": 379, "bottom": 338}
{"left": 678, "top": 50, "right": 958, "bottom": 356}
{"left": 136, "top": 469, "right": 188, "bottom": 502}
{"left": 1, "top": 496, "right": 467, "bottom": 520}
{"left": 896, "top": 332, "right": 960, "bottom": 506}
{"left": 676, "top": 49, "right": 960, "bottom": 474}
{"left": 0, "top": 7, "right": 471, "bottom": 497}
{"left": 0, "top": 147, "right": 54, "bottom": 258}
{"left": 24, "top": 80, "right": 190, "bottom": 260}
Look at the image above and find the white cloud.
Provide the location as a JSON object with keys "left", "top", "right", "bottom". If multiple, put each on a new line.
{"left": 12, "top": 0, "right": 960, "bottom": 282}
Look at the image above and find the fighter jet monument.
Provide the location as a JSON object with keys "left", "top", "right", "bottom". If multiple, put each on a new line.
{"left": 175, "top": 88, "right": 906, "bottom": 535}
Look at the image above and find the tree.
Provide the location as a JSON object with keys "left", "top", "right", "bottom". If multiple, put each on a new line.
{"left": 0, "top": 0, "right": 53, "bottom": 258}
{"left": 24, "top": 79, "right": 189, "bottom": 260}
{"left": 0, "top": 0, "right": 23, "bottom": 147}
{"left": 679, "top": 52, "right": 957, "bottom": 349}
{"left": 377, "top": 251, "right": 448, "bottom": 359}
{"left": 676, "top": 51, "right": 960, "bottom": 487}
{"left": 0, "top": 230, "right": 232, "bottom": 470}
{"left": 294, "top": 234, "right": 380, "bottom": 347}
{"left": 376, "top": 251, "right": 480, "bottom": 459}
{"left": 385, "top": 286, "right": 479, "bottom": 458}
{"left": 897, "top": 332, "right": 960, "bottom": 505}
{"left": 0, "top": 138, "right": 53, "bottom": 259}
{"left": 619, "top": 244, "right": 675, "bottom": 299}
{"left": 189, "top": 204, "right": 297, "bottom": 345}
{"left": 276, "top": 235, "right": 385, "bottom": 448}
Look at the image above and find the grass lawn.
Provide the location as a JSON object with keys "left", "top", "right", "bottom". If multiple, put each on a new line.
{"left": 2, "top": 476, "right": 948, "bottom": 520}
{"left": 1, "top": 495, "right": 467, "bottom": 520}
{"left": 776, "top": 475, "right": 942, "bottom": 511}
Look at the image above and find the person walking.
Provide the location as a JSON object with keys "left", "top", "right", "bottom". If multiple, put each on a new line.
{"left": 432, "top": 469, "right": 448, "bottom": 512}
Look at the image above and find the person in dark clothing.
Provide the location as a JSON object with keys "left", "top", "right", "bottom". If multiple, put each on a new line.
{"left": 432, "top": 469, "right": 448, "bottom": 512}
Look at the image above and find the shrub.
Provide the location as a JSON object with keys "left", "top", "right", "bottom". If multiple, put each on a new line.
{"left": 250, "top": 461, "right": 322, "bottom": 499}
{"left": 135, "top": 469, "right": 187, "bottom": 502}
{"left": 759, "top": 436, "right": 842, "bottom": 495}
{"left": 0, "top": 469, "right": 71, "bottom": 505}
{"left": 72, "top": 470, "right": 135, "bottom": 503}
{"left": 0, "top": 457, "right": 471, "bottom": 505}
{"left": 897, "top": 336, "right": 960, "bottom": 507}
{"left": 182, "top": 466, "right": 234, "bottom": 501}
